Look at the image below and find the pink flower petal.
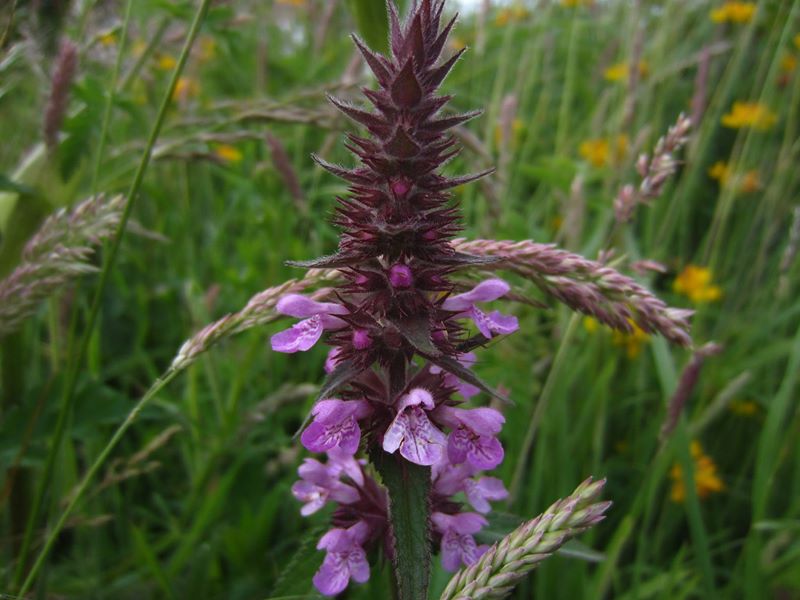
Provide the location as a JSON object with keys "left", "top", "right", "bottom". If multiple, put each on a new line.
{"left": 270, "top": 315, "right": 324, "bottom": 353}
{"left": 277, "top": 294, "right": 347, "bottom": 318}
{"left": 443, "top": 279, "right": 511, "bottom": 311}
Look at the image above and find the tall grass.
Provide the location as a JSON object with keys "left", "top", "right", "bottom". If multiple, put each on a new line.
{"left": 0, "top": 0, "right": 798, "bottom": 598}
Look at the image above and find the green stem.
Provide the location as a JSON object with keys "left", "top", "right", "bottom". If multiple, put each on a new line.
{"left": 508, "top": 313, "right": 580, "bottom": 503}
{"left": 18, "top": 369, "right": 179, "bottom": 595}
{"left": 12, "top": 0, "right": 212, "bottom": 589}
{"left": 1, "top": 331, "right": 28, "bottom": 559}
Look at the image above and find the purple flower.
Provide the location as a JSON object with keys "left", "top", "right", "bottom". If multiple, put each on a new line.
{"left": 313, "top": 521, "right": 370, "bottom": 596}
{"left": 291, "top": 452, "right": 362, "bottom": 516}
{"left": 389, "top": 264, "right": 413, "bottom": 288}
{"left": 270, "top": 294, "right": 348, "bottom": 353}
{"left": 382, "top": 388, "right": 447, "bottom": 466}
{"left": 464, "top": 477, "right": 508, "bottom": 514}
{"left": 435, "top": 406, "right": 505, "bottom": 470}
{"left": 430, "top": 352, "right": 481, "bottom": 399}
{"left": 432, "top": 512, "right": 489, "bottom": 571}
{"left": 324, "top": 346, "right": 342, "bottom": 373}
{"left": 442, "top": 279, "right": 519, "bottom": 339}
{"left": 432, "top": 457, "right": 508, "bottom": 514}
{"left": 301, "top": 399, "right": 372, "bottom": 454}
{"left": 432, "top": 459, "right": 473, "bottom": 497}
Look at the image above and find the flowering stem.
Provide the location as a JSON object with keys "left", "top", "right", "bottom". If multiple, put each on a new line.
{"left": 13, "top": 0, "right": 213, "bottom": 590}
{"left": 373, "top": 450, "right": 432, "bottom": 600}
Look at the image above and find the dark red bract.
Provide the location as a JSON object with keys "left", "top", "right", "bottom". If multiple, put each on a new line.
{"left": 301, "top": 0, "right": 493, "bottom": 388}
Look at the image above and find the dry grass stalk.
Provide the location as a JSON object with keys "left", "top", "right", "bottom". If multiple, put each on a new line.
{"left": 0, "top": 194, "right": 124, "bottom": 338}
{"left": 43, "top": 38, "right": 78, "bottom": 152}
{"left": 440, "top": 478, "right": 611, "bottom": 600}
{"left": 614, "top": 113, "right": 692, "bottom": 223}
{"left": 171, "top": 233, "right": 693, "bottom": 372}
{"left": 660, "top": 342, "right": 723, "bottom": 440}
{"left": 169, "top": 270, "right": 336, "bottom": 372}
{"left": 452, "top": 238, "right": 693, "bottom": 346}
{"left": 266, "top": 132, "right": 307, "bottom": 214}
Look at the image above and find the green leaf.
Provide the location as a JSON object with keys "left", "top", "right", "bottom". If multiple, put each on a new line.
{"left": 394, "top": 316, "right": 441, "bottom": 357}
{"left": 269, "top": 526, "right": 326, "bottom": 598}
{"left": 422, "top": 354, "right": 510, "bottom": 404}
{"left": 372, "top": 449, "right": 431, "bottom": 600}
{"left": 519, "top": 156, "right": 579, "bottom": 191}
{"left": 346, "top": 0, "right": 401, "bottom": 54}
{"left": 0, "top": 174, "right": 36, "bottom": 197}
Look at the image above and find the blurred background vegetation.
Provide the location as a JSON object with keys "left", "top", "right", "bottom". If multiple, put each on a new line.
{"left": 0, "top": 0, "right": 798, "bottom": 597}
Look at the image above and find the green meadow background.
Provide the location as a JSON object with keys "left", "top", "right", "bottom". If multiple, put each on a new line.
{"left": 1, "top": 0, "right": 799, "bottom": 598}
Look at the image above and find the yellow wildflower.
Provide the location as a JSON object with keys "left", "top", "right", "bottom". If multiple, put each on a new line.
{"left": 781, "top": 53, "right": 797, "bottom": 74}
{"left": 584, "top": 317, "right": 649, "bottom": 359}
{"left": 276, "top": 0, "right": 306, "bottom": 6}
{"left": 199, "top": 37, "right": 217, "bottom": 63}
{"left": 729, "top": 399, "right": 760, "bottom": 417}
{"left": 612, "top": 320, "right": 650, "bottom": 359}
{"left": 157, "top": 54, "right": 177, "bottom": 71}
{"left": 132, "top": 40, "right": 148, "bottom": 58}
{"left": 795, "top": 34, "right": 800, "bottom": 51}
{"left": 740, "top": 170, "right": 760, "bottom": 193}
{"left": 604, "top": 60, "right": 649, "bottom": 82}
{"left": 673, "top": 265, "right": 722, "bottom": 303}
{"left": 721, "top": 102, "right": 777, "bottom": 130}
{"left": 213, "top": 144, "right": 243, "bottom": 164}
{"left": 172, "top": 77, "right": 199, "bottom": 102}
{"left": 708, "top": 161, "right": 760, "bottom": 194}
{"left": 495, "top": 4, "right": 530, "bottom": 26}
{"left": 670, "top": 441, "right": 725, "bottom": 503}
{"left": 493, "top": 118, "right": 525, "bottom": 147}
{"left": 710, "top": 2, "right": 757, "bottom": 24}
{"left": 561, "top": 0, "right": 594, "bottom": 6}
{"left": 449, "top": 36, "right": 467, "bottom": 52}
{"left": 583, "top": 316, "right": 600, "bottom": 334}
{"left": 98, "top": 31, "right": 117, "bottom": 46}
{"left": 579, "top": 135, "right": 628, "bottom": 168}
{"left": 708, "top": 161, "right": 732, "bottom": 186}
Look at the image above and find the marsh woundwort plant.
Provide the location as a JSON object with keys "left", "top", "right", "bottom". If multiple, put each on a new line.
{"left": 262, "top": 1, "right": 686, "bottom": 596}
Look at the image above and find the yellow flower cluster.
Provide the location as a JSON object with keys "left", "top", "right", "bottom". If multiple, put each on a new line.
{"left": 673, "top": 265, "right": 722, "bottom": 303}
{"left": 670, "top": 441, "right": 725, "bottom": 503}
{"left": 561, "top": 0, "right": 594, "bottom": 6}
{"left": 710, "top": 2, "right": 757, "bottom": 24}
{"left": 795, "top": 33, "right": 800, "bottom": 50}
{"left": 449, "top": 36, "right": 467, "bottom": 52}
{"left": 98, "top": 31, "right": 117, "bottom": 46}
{"left": 578, "top": 135, "right": 628, "bottom": 168}
{"left": 156, "top": 54, "right": 177, "bottom": 71}
{"left": 214, "top": 145, "right": 243, "bottom": 164}
{"left": 493, "top": 118, "right": 525, "bottom": 147}
{"left": 495, "top": 4, "right": 530, "bottom": 26}
{"left": 721, "top": 102, "right": 777, "bottom": 130}
{"left": 199, "top": 37, "right": 217, "bottom": 63}
{"left": 781, "top": 53, "right": 798, "bottom": 74}
{"left": 583, "top": 317, "right": 650, "bottom": 359}
{"left": 612, "top": 322, "right": 650, "bottom": 359}
{"left": 603, "top": 60, "right": 649, "bottom": 82}
{"left": 173, "top": 77, "right": 199, "bottom": 102}
{"left": 708, "top": 161, "right": 761, "bottom": 194}
{"left": 729, "top": 399, "right": 760, "bottom": 417}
